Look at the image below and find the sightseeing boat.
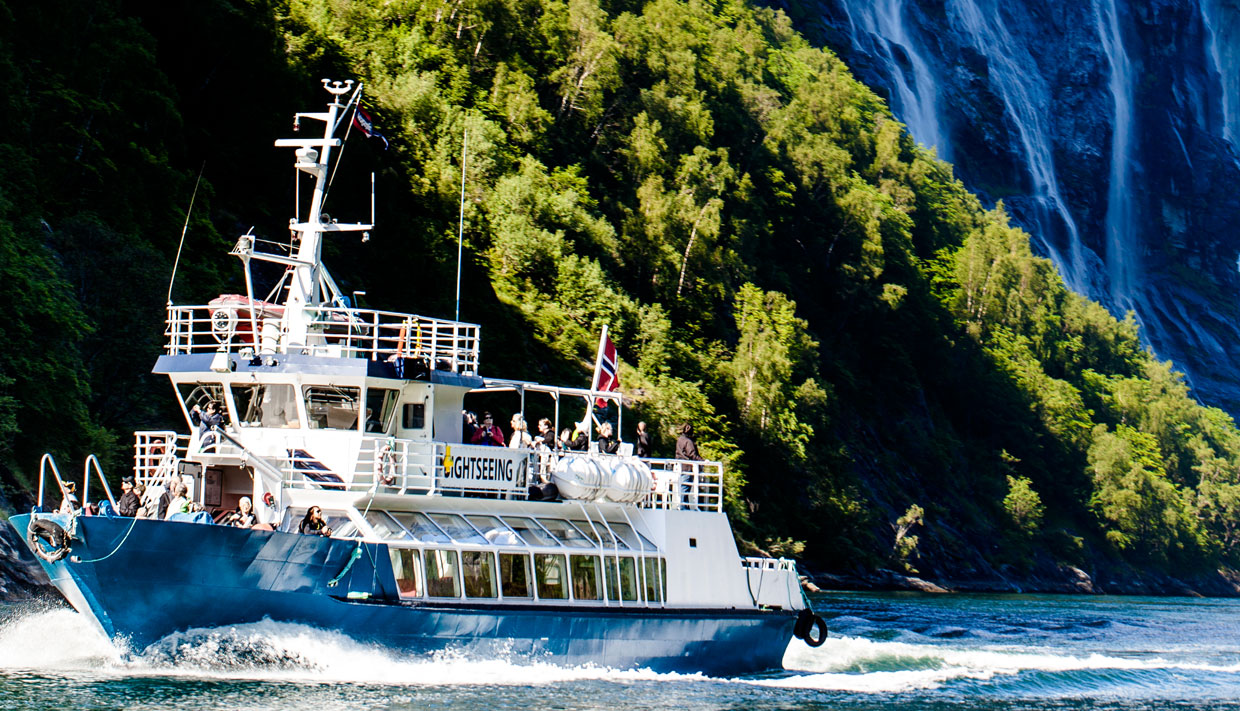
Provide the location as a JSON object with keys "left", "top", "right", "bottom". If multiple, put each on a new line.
{"left": 10, "top": 80, "right": 824, "bottom": 675}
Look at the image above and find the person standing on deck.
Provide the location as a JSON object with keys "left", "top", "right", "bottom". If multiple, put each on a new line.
{"left": 635, "top": 421, "right": 652, "bottom": 458}
{"left": 116, "top": 477, "right": 140, "bottom": 517}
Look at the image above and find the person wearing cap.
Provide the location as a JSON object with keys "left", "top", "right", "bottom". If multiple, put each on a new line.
{"left": 117, "top": 477, "right": 141, "bottom": 517}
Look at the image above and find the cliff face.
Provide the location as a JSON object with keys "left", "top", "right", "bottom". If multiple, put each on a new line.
{"left": 792, "top": 0, "right": 1240, "bottom": 412}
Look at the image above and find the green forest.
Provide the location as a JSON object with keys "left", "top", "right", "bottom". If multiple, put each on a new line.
{"left": 4, "top": 0, "right": 1240, "bottom": 590}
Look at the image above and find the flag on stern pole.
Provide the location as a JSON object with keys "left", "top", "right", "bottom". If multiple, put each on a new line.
{"left": 352, "top": 106, "right": 389, "bottom": 150}
{"left": 590, "top": 326, "right": 620, "bottom": 408}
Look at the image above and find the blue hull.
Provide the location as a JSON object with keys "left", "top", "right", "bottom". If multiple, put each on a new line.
{"left": 11, "top": 514, "right": 794, "bottom": 676}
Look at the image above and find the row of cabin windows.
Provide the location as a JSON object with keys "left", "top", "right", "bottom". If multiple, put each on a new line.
{"left": 281, "top": 508, "right": 659, "bottom": 554}
{"left": 359, "top": 509, "right": 657, "bottom": 551}
{"left": 389, "top": 548, "right": 667, "bottom": 604}
{"left": 183, "top": 382, "right": 416, "bottom": 434}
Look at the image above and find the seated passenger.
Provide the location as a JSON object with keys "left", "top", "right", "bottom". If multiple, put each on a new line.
{"left": 298, "top": 506, "right": 333, "bottom": 536}
{"left": 116, "top": 477, "right": 140, "bottom": 517}
{"left": 164, "top": 482, "right": 190, "bottom": 519}
{"left": 134, "top": 484, "right": 155, "bottom": 518}
{"left": 222, "top": 496, "right": 257, "bottom": 528}
{"left": 596, "top": 422, "right": 620, "bottom": 455}
{"left": 470, "top": 411, "right": 505, "bottom": 446}
{"left": 509, "top": 413, "right": 533, "bottom": 448}
{"left": 536, "top": 418, "right": 556, "bottom": 450}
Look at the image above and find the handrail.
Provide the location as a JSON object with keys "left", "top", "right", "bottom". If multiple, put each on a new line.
{"left": 37, "top": 453, "right": 69, "bottom": 511}
{"left": 82, "top": 454, "right": 117, "bottom": 511}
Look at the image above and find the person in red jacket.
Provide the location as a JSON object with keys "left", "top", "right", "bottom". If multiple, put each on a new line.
{"left": 470, "top": 411, "right": 505, "bottom": 446}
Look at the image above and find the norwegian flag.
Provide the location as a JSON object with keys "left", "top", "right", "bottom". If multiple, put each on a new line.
{"left": 352, "top": 106, "right": 389, "bottom": 150}
{"left": 591, "top": 327, "right": 620, "bottom": 408}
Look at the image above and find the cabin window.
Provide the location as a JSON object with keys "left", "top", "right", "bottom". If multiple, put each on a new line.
{"left": 500, "top": 553, "right": 532, "bottom": 598}
{"left": 539, "top": 519, "right": 594, "bottom": 549}
{"left": 570, "top": 555, "right": 602, "bottom": 601}
{"left": 607, "top": 522, "right": 657, "bottom": 552}
{"left": 535, "top": 554, "right": 568, "bottom": 600}
{"left": 390, "top": 511, "right": 450, "bottom": 543}
{"left": 365, "top": 388, "right": 399, "bottom": 433}
{"left": 462, "top": 551, "right": 498, "bottom": 598}
{"left": 467, "top": 515, "right": 522, "bottom": 545}
{"left": 570, "top": 519, "right": 629, "bottom": 550}
{"left": 389, "top": 548, "right": 422, "bottom": 598}
{"left": 303, "top": 385, "right": 361, "bottom": 430}
{"left": 502, "top": 517, "right": 558, "bottom": 547}
{"left": 428, "top": 513, "right": 487, "bottom": 544}
{"left": 425, "top": 549, "right": 461, "bottom": 598}
{"left": 618, "top": 557, "right": 639, "bottom": 601}
{"left": 402, "top": 402, "right": 426, "bottom": 429}
{"left": 365, "top": 511, "right": 412, "bottom": 540}
{"left": 643, "top": 558, "right": 663, "bottom": 603}
{"left": 231, "top": 383, "right": 299, "bottom": 428}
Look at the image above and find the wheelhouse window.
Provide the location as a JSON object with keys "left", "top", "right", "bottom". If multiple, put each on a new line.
{"left": 365, "top": 387, "right": 399, "bottom": 433}
{"left": 462, "top": 551, "right": 497, "bottom": 598}
{"left": 425, "top": 549, "right": 461, "bottom": 598}
{"left": 570, "top": 555, "right": 602, "bottom": 601}
{"left": 304, "top": 385, "right": 361, "bottom": 430}
{"left": 500, "top": 553, "right": 532, "bottom": 598}
{"left": 535, "top": 554, "right": 568, "bottom": 599}
{"left": 178, "top": 382, "right": 227, "bottom": 420}
{"left": 389, "top": 548, "right": 422, "bottom": 598}
{"left": 231, "top": 384, "right": 299, "bottom": 428}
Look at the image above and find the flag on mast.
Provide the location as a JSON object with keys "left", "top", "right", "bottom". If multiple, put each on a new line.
{"left": 590, "top": 326, "right": 620, "bottom": 408}
{"left": 352, "top": 106, "right": 389, "bottom": 149}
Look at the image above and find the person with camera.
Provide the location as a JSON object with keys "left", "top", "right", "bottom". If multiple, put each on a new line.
{"left": 470, "top": 411, "right": 505, "bottom": 446}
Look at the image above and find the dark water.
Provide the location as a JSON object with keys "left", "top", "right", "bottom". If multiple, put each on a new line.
{"left": 3, "top": 592, "right": 1240, "bottom": 710}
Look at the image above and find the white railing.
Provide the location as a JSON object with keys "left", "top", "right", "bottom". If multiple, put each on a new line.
{"left": 133, "top": 430, "right": 189, "bottom": 486}
{"left": 641, "top": 458, "right": 724, "bottom": 512}
{"left": 164, "top": 304, "right": 481, "bottom": 374}
{"left": 741, "top": 556, "right": 797, "bottom": 572}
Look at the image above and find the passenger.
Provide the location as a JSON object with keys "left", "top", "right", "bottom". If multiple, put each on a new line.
{"left": 157, "top": 476, "right": 176, "bottom": 519}
{"left": 298, "top": 506, "right": 333, "bottom": 536}
{"left": 596, "top": 422, "right": 620, "bottom": 454}
{"left": 558, "top": 428, "right": 573, "bottom": 451}
{"left": 675, "top": 422, "right": 704, "bottom": 462}
{"left": 190, "top": 401, "right": 223, "bottom": 449}
{"left": 470, "top": 412, "right": 505, "bottom": 446}
{"left": 223, "top": 496, "right": 257, "bottom": 528}
{"left": 509, "top": 413, "right": 533, "bottom": 448}
{"left": 57, "top": 482, "right": 80, "bottom": 515}
{"left": 675, "top": 422, "right": 705, "bottom": 510}
{"left": 536, "top": 418, "right": 557, "bottom": 449}
{"left": 635, "top": 421, "right": 652, "bottom": 458}
{"left": 164, "top": 482, "right": 190, "bottom": 519}
{"left": 462, "top": 410, "right": 477, "bottom": 443}
{"left": 116, "top": 477, "right": 140, "bottom": 517}
{"left": 567, "top": 422, "right": 589, "bottom": 451}
{"left": 134, "top": 484, "right": 154, "bottom": 518}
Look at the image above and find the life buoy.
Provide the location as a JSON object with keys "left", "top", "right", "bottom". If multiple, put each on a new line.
{"left": 27, "top": 517, "right": 71, "bottom": 563}
{"left": 794, "top": 609, "right": 828, "bottom": 647}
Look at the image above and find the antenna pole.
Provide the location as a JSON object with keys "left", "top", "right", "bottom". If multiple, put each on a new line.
{"left": 167, "top": 162, "right": 206, "bottom": 305}
{"left": 455, "top": 129, "right": 468, "bottom": 322}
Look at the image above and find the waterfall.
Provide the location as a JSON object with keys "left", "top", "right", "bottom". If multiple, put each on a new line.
{"left": 1095, "top": 0, "right": 1137, "bottom": 310}
{"left": 1202, "top": 0, "right": 1240, "bottom": 150}
{"left": 946, "top": 0, "right": 1089, "bottom": 293}
{"left": 837, "top": 0, "right": 949, "bottom": 159}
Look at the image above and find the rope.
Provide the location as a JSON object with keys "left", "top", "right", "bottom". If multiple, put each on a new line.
{"left": 327, "top": 543, "right": 363, "bottom": 587}
{"left": 71, "top": 515, "right": 140, "bottom": 564}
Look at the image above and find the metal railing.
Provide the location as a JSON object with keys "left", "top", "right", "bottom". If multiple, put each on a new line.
{"left": 164, "top": 304, "right": 481, "bottom": 374}
{"left": 740, "top": 556, "right": 797, "bottom": 572}
{"left": 133, "top": 431, "right": 189, "bottom": 486}
{"left": 82, "top": 455, "right": 117, "bottom": 511}
{"left": 641, "top": 458, "right": 724, "bottom": 512}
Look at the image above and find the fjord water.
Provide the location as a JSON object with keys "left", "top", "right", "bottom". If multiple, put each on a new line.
{"left": 3, "top": 592, "right": 1240, "bottom": 710}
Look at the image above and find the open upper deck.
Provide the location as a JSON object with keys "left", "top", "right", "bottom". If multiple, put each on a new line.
{"left": 164, "top": 302, "right": 481, "bottom": 375}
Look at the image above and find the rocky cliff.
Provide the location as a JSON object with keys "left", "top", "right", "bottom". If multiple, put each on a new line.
{"left": 785, "top": 0, "right": 1240, "bottom": 412}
